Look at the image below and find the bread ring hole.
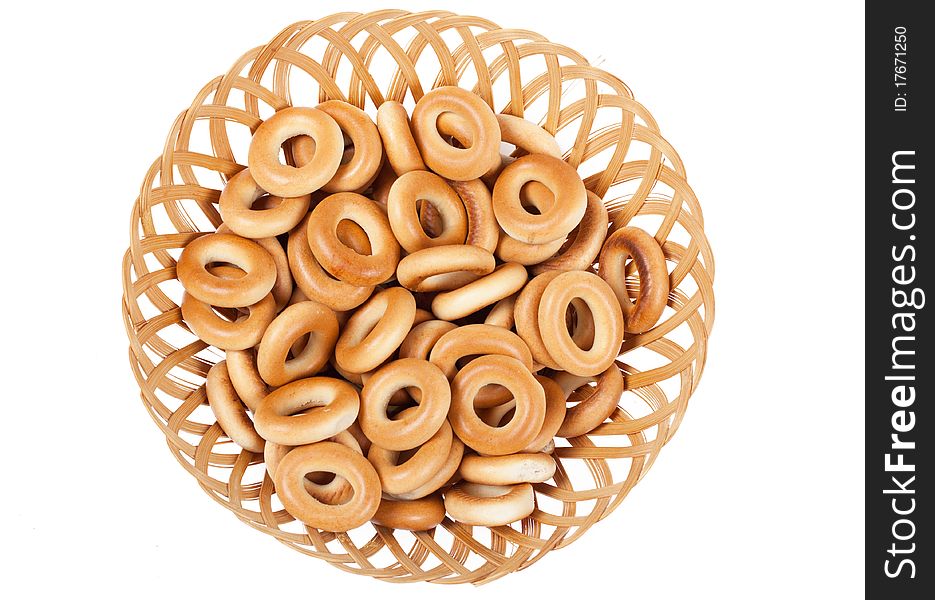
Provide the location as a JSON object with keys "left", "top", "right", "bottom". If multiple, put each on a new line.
{"left": 495, "top": 406, "right": 516, "bottom": 427}
{"left": 280, "top": 139, "right": 297, "bottom": 167}
{"left": 300, "top": 471, "right": 353, "bottom": 506}
{"left": 387, "top": 402, "right": 418, "bottom": 420}
{"left": 286, "top": 133, "right": 355, "bottom": 169}
{"left": 519, "top": 181, "right": 555, "bottom": 216}
{"left": 340, "top": 131, "right": 354, "bottom": 165}
{"left": 436, "top": 112, "right": 473, "bottom": 149}
{"left": 335, "top": 219, "right": 373, "bottom": 255}
{"left": 500, "top": 140, "right": 525, "bottom": 159}
{"left": 287, "top": 332, "right": 325, "bottom": 364}
{"left": 566, "top": 300, "right": 596, "bottom": 351}
{"left": 415, "top": 200, "right": 443, "bottom": 238}
{"left": 289, "top": 333, "right": 310, "bottom": 359}
{"left": 567, "top": 383, "right": 598, "bottom": 407}
{"left": 249, "top": 194, "right": 284, "bottom": 212}
{"left": 206, "top": 261, "right": 246, "bottom": 276}
{"left": 202, "top": 303, "right": 245, "bottom": 325}
{"left": 306, "top": 471, "right": 337, "bottom": 485}
{"left": 396, "top": 448, "right": 418, "bottom": 465}
{"left": 455, "top": 354, "right": 483, "bottom": 370}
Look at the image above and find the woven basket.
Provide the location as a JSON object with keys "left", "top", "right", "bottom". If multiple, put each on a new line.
{"left": 121, "top": 9, "right": 715, "bottom": 585}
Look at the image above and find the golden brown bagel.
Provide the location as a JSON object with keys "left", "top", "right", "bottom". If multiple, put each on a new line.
{"left": 307, "top": 192, "right": 400, "bottom": 287}
{"left": 537, "top": 271, "right": 624, "bottom": 377}
{"left": 293, "top": 100, "right": 383, "bottom": 193}
{"left": 396, "top": 245, "right": 495, "bottom": 292}
{"left": 376, "top": 100, "right": 426, "bottom": 175}
{"left": 389, "top": 435, "right": 465, "bottom": 501}
{"left": 177, "top": 233, "right": 276, "bottom": 308}
{"left": 532, "top": 190, "right": 609, "bottom": 274}
{"left": 257, "top": 301, "right": 340, "bottom": 387}
{"left": 459, "top": 452, "right": 556, "bottom": 485}
{"left": 248, "top": 106, "right": 343, "bottom": 197}
{"left": 217, "top": 223, "right": 293, "bottom": 311}
{"left": 431, "top": 262, "right": 528, "bottom": 321}
{"left": 512, "top": 270, "right": 563, "bottom": 369}
{"left": 554, "top": 365, "right": 625, "bottom": 438}
{"left": 367, "top": 417, "right": 453, "bottom": 495}
{"left": 254, "top": 377, "right": 360, "bottom": 446}
{"left": 274, "top": 441, "right": 381, "bottom": 531}
{"left": 287, "top": 214, "right": 374, "bottom": 312}
{"left": 598, "top": 226, "right": 670, "bottom": 334}
{"left": 448, "top": 355, "right": 545, "bottom": 455}
{"left": 492, "top": 154, "right": 587, "bottom": 244}
{"left": 359, "top": 358, "right": 451, "bottom": 451}
{"left": 411, "top": 86, "right": 501, "bottom": 181}
{"left": 371, "top": 494, "right": 446, "bottom": 531}
{"left": 335, "top": 287, "right": 416, "bottom": 373}
{"left": 219, "top": 168, "right": 311, "bottom": 239}
{"left": 205, "top": 361, "right": 265, "bottom": 453}
{"left": 444, "top": 482, "right": 535, "bottom": 526}
{"left": 387, "top": 170, "right": 468, "bottom": 252}
{"left": 224, "top": 348, "right": 268, "bottom": 412}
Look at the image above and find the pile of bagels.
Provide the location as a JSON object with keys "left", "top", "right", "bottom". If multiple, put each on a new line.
{"left": 177, "top": 86, "right": 669, "bottom": 533}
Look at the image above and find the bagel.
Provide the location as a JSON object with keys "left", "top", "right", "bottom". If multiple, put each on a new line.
{"left": 306, "top": 192, "right": 400, "bottom": 287}
{"left": 217, "top": 223, "right": 293, "bottom": 311}
{"left": 495, "top": 114, "right": 562, "bottom": 158}
{"left": 532, "top": 190, "right": 609, "bottom": 274}
{"left": 396, "top": 245, "right": 495, "bottom": 292}
{"left": 483, "top": 375, "right": 567, "bottom": 452}
{"left": 512, "top": 270, "right": 563, "bottom": 369}
{"left": 248, "top": 106, "right": 343, "bottom": 197}
{"left": 429, "top": 324, "right": 534, "bottom": 408}
{"left": 371, "top": 494, "right": 446, "bottom": 531}
{"left": 263, "top": 430, "right": 363, "bottom": 505}
{"left": 274, "top": 442, "right": 381, "bottom": 531}
{"left": 288, "top": 214, "right": 373, "bottom": 312}
{"left": 359, "top": 358, "right": 451, "bottom": 451}
{"left": 181, "top": 268, "right": 276, "bottom": 351}
{"left": 176, "top": 233, "right": 276, "bottom": 308}
{"left": 537, "top": 271, "right": 624, "bottom": 377}
{"left": 205, "top": 361, "right": 265, "bottom": 453}
{"left": 256, "top": 301, "right": 339, "bottom": 387}
{"left": 376, "top": 100, "right": 426, "bottom": 175}
{"left": 484, "top": 295, "right": 517, "bottom": 329}
{"left": 253, "top": 377, "right": 360, "bottom": 446}
{"left": 334, "top": 287, "right": 416, "bottom": 373}
{"left": 293, "top": 100, "right": 383, "bottom": 193}
{"left": 448, "top": 355, "right": 545, "bottom": 455}
{"left": 387, "top": 170, "right": 468, "bottom": 252}
{"left": 598, "top": 226, "right": 670, "bottom": 334}
{"left": 492, "top": 154, "right": 586, "bottom": 244}
{"left": 431, "top": 262, "right": 527, "bottom": 321}
{"left": 224, "top": 348, "right": 268, "bottom": 411}
{"left": 400, "top": 322, "right": 455, "bottom": 363}
{"left": 389, "top": 435, "right": 465, "bottom": 501}
{"left": 367, "top": 418, "right": 453, "bottom": 495}
{"left": 444, "top": 482, "right": 535, "bottom": 526}
{"left": 218, "top": 168, "right": 311, "bottom": 238}
{"left": 459, "top": 453, "right": 556, "bottom": 485}
{"left": 554, "top": 365, "right": 625, "bottom": 438}
{"left": 445, "top": 178, "right": 499, "bottom": 253}
{"left": 410, "top": 86, "right": 501, "bottom": 181}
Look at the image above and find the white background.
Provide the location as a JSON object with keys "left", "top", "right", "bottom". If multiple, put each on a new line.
{"left": 0, "top": 1, "right": 863, "bottom": 597}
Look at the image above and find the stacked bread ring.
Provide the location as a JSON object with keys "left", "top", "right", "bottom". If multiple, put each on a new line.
{"left": 178, "top": 87, "right": 670, "bottom": 533}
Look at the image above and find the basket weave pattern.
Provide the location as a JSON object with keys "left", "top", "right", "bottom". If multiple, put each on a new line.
{"left": 121, "top": 10, "right": 715, "bottom": 585}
